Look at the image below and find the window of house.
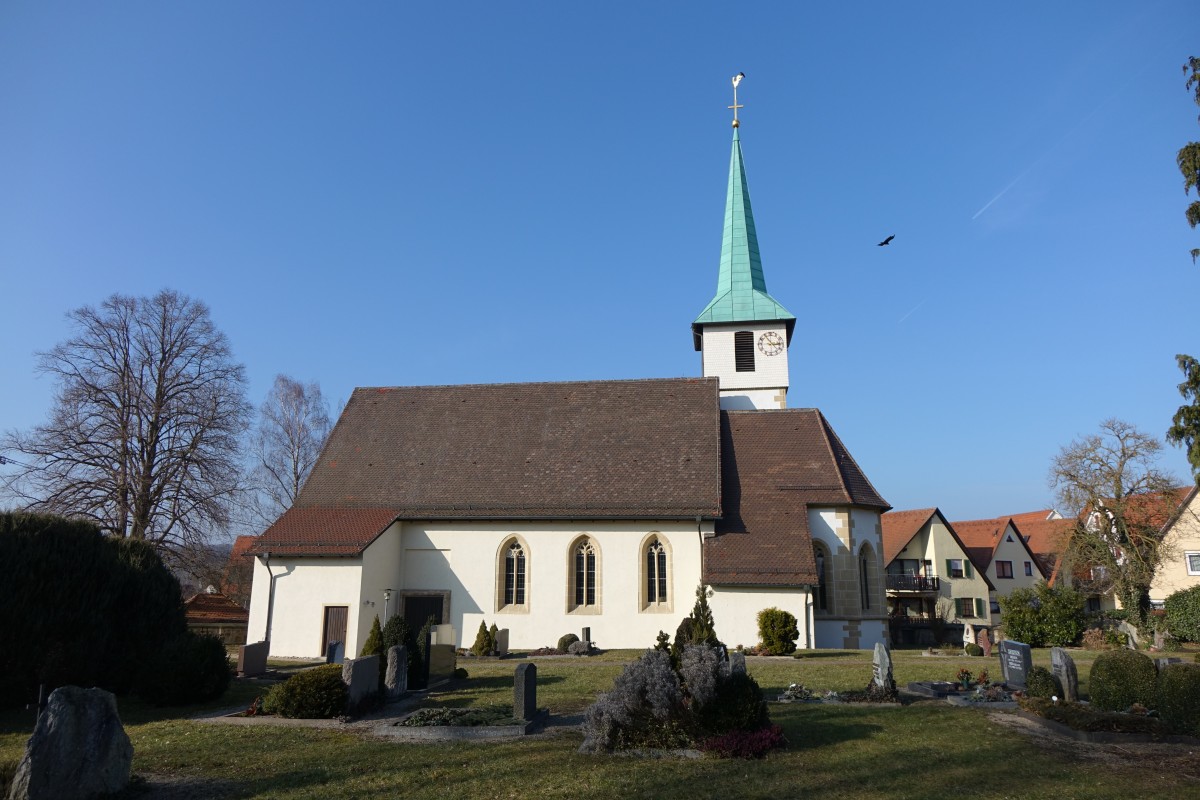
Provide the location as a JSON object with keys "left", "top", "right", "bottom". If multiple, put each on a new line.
{"left": 814, "top": 546, "right": 829, "bottom": 613}
{"left": 947, "top": 559, "right": 965, "bottom": 579}
{"left": 990, "top": 598, "right": 1001, "bottom": 614}
{"left": 956, "top": 597, "right": 976, "bottom": 618}
{"left": 644, "top": 537, "right": 669, "bottom": 608}
{"left": 995, "top": 560, "right": 1013, "bottom": 579}
{"left": 572, "top": 538, "right": 599, "bottom": 610}
{"left": 734, "top": 331, "right": 755, "bottom": 372}
{"left": 1024, "top": 561, "right": 1033, "bottom": 577}
{"left": 1187, "top": 552, "right": 1200, "bottom": 576}
{"left": 504, "top": 541, "right": 526, "bottom": 606}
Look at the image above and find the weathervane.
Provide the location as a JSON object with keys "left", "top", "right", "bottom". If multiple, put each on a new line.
{"left": 729, "top": 72, "right": 745, "bottom": 128}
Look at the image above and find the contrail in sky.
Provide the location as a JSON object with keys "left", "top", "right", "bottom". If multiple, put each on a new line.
{"left": 971, "top": 170, "right": 1030, "bottom": 220}
{"left": 898, "top": 297, "right": 927, "bottom": 324}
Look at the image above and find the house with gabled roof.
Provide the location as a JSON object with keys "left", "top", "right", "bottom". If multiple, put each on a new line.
{"left": 950, "top": 516, "right": 1047, "bottom": 621}
{"left": 245, "top": 101, "right": 891, "bottom": 657}
{"left": 1150, "top": 486, "right": 1200, "bottom": 607}
{"left": 882, "top": 508, "right": 995, "bottom": 638}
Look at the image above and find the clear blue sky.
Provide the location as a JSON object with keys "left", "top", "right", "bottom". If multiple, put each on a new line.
{"left": 1, "top": 2, "right": 1196, "bottom": 523}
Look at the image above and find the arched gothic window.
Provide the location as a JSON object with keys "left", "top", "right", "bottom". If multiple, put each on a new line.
{"left": 814, "top": 544, "right": 830, "bottom": 613}
{"left": 646, "top": 538, "right": 667, "bottom": 605}
{"left": 504, "top": 540, "right": 526, "bottom": 606}
{"left": 574, "top": 539, "right": 597, "bottom": 608}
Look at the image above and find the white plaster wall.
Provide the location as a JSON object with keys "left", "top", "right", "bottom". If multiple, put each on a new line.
{"left": 719, "top": 389, "right": 784, "bottom": 411}
{"left": 896, "top": 520, "right": 993, "bottom": 624}
{"left": 1151, "top": 494, "right": 1200, "bottom": 602}
{"left": 400, "top": 519, "right": 705, "bottom": 649}
{"left": 708, "top": 586, "right": 811, "bottom": 649}
{"left": 988, "top": 522, "right": 1045, "bottom": 621}
{"left": 357, "top": 523, "right": 403, "bottom": 650}
{"left": 700, "top": 322, "right": 789, "bottom": 398}
{"left": 246, "top": 555, "right": 365, "bottom": 658}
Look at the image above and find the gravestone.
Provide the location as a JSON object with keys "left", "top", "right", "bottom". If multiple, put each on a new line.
{"left": 342, "top": 655, "right": 379, "bottom": 711}
{"left": 728, "top": 651, "right": 747, "bottom": 676}
{"left": 1117, "top": 620, "right": 1140, "bottom": 649}
{"left": 1154, "top": 657, "right": 1183, "bottom": 672}
{"left": 1050, "top": 647, "right": 1078, "bottom": 702}
{"left": 325, "top": 640, "right": 344, "bottom": 665}
{"left": 237, "top": 640, "right": 270, "bottom": 677}
{"left": 385, "top": 646, "right": 408, "bottom": 702}
{"left": 976, "top": 628, "right": 992, "bottom": 658}
{"left": 514, "top": 662, "right": 537, "bottom": 721}
{"left": 962, "top": 623, "right": 975, "bottom": 649}
{"left": 494, "top": 628, "right": 510, "bottom": 656}
{"left": 7, "top": 686, "right": 132, "bottom": 800}
{"left": 872, "top": 641, "right": 895, "bottom": 691}
{"left": 999, "top": 640, "right": 1032, "bottom": 689}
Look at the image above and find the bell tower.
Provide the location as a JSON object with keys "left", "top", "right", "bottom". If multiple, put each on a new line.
{"left": 692, "top": 75, "right": 795, "bottom": 411}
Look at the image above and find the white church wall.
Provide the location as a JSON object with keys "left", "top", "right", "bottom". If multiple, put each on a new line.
{"left": 700, "top": 322, "right": 789, "bottom": 394}
{"left": 247, "top": 555, "right": 366, "bottom": 658}
{"left": 398, "top": 520, "right": 704, "bottom": 649}
{"left": 708, "top": 586, "right": 812, "bottom": 649}
{"left": 358, "top": 523, "right": 403, "bottom": 646}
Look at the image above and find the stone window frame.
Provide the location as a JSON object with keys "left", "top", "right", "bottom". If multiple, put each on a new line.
{"left": 813, "top": 541, "right": 832, "bottom": 615}
{"left": 567, "top": 535, "right": 602, "bottom": 614}
{"left": 1186, "top": 552, "right": 1200, "bottom": 576}
{"left": 995, "top": 560, "right": 1014, "bottom": 579}
{"left": 640, "top": 533, "right": 673, "bottom": 613}
{"left": 495, "top": 535, "right": 530, "bottom": 614}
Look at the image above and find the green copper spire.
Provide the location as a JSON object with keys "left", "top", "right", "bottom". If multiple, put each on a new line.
{"left": 692, "top": 128, "right": 795, "bottom": 350}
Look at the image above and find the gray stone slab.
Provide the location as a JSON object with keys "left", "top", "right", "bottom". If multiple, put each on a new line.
{"left": 325, "top": 640, "right": 344, "bottom": 665}
{"left": 999, "top": 640, "right": 1032, "bottom": 689}
{"left": 385, "top": 646, "right": 408, "bottom": 702}
{"left": 342, "top": 655, "right": 379, "bottom": 711}
{"left": 427, "top": 644, "right": 456, "bottom": 687}
{"left": 495, "top": 629, "right": 510, "bottom": 656}
{"left": 237, "top": 640, "right": 270, "bottom": 678}
{"left": 1051, "top": 647, "right": 1079, "bottom": 702}
{"left": 728, "top": 652, "right": 746, "bottom": 675}
{"left": 514, "top": 662, "right": 537, "bottom": 721}
{"left": 8, "top": 686, "right": 132, "bottom": 800}
{"left": 872, "top": 641, "right": 895, "bottom": 691}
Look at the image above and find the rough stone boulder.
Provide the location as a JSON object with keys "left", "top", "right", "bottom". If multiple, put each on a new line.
{"left": 7, "top": 686, "right": 133, "bottom": 800}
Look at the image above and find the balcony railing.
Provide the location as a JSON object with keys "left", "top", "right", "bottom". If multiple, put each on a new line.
{"left": 886, "top": 574, "right": 940, "bottom": 592}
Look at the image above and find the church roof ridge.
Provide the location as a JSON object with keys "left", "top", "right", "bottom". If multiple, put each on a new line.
{"left": 692, "top": 128, "right": 795, "bottom": 350}
{"left": 350, "top": 376, "right": 719, "bottom": 393}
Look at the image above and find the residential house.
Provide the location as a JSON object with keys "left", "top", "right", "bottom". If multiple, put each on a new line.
{"left": 951, "top": 516, "right": 1047, "bottom": 622}
{"left": 1148, "top": 486, "right": 1200, "bottom": 607}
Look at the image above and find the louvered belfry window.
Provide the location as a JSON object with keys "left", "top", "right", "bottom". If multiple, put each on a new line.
{"left": 734, "top": 331, "right": 755, "bottom": 372}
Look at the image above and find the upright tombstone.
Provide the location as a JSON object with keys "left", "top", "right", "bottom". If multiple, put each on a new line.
{"left": 8, "top": 686, "right": 132, "bottom": 800}
{"left": 872, "top": 641, "right": 895, "bottom": 692}
{"left": 581, "top": 626, "right": 592, "bottom": 646}
{"left": 237, "top": 640, "right": 270, "bottom": 678}
{"left": 342, "top": 655, "right": 379, "bottom": 711}
{"left": 325, "top": 640, "right": 345, "bottom": 665}
{"left": 1050, "top": 647, "right": 1078, "bottom": 702}
{"left": 514, "top": 662, "right": 538, "bottom": 721}
{"left": 999, "top": 640, "right": 1032, "bottom": 689}
{"left": 962, "top": 623, "right": 976, "bottom": 650}
{"left": 494, "top": 628, "right": 510, "bottom": 656}
{"left": 976, "top": 628, "right": 992, "bottom": 658}
{"left": 728, "top": 651, "right": 747, "bottom": 676}
{"left": 385, "top": 645, "right": 408, "bottom": 702}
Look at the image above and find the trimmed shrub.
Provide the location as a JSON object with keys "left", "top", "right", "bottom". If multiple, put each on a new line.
{"left": 1088, "top": 649, "right": 1157, "bottom": 711}
{"left": 997, "top": 582, "right": 1086, "bottom": 647}
{"left": 1024, "top": 666, "right": 1062, "bottom": 699}
{"left": 381, "top": 615, "right": 420, "bottom": 688}
{"left": 679, "top": 645, "right": 723, "bottom": 708}
{"left": 557, "top": 633, "right": 580, "bottom": 652}
{"left": 263, "top": 664, "right": 347, "bottom": 719}
{"left": 414, "top": 616, "right": 435, "bottom": 689}
{"left": 694, "top": 671, "right": 768, "bottom": 736}
{"left": 137, "top": 633, "right": 231, "bottom": 706}
{"left": 360, "top": 615, "right": 385, "bottom": 688}
{"left": 964, "top": 643, "right": 984, "bottom": 657}
{"left": 1156, "top": 664, "right": 1200, "bottom": 735}
{"left": 488, "top": 623, "right": 499, "bottom": 652}
{"left": 1163, "top": 585, "right": 1200, "bottom": 642}
{"left": 580, "top": 649, "right": 686, "bottom": 753}
{"left": 756, "top": 608, "right": 799, "bottom": 656}
{"left": 471, "top": 621, "right": 493, "bottom": 656}
{"left": 0, "top": 512, "right": 187, "bottom": 707}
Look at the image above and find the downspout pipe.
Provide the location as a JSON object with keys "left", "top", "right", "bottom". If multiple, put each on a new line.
{"left": 262, "top": 552, "right": 277, "bottom": 645}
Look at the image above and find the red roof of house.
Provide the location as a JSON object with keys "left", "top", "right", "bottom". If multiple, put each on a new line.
{"left": 184, "top": 592, "right": 250, "bottom": 625}
{"left": 1008, "top": 509, "right": 1058, "bottom": 526}
{"left": 948, "top": 517, "right": 1010, "bottom": 571}
{"left": 881, "top": 507, "right": 938, "bottom": 564}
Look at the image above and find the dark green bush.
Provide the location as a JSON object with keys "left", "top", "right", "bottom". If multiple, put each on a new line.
{"left": 1024, "top": 666, "right": 1063, "bottom": 699}
{"left": 1156, "top": 663, "right": 1200, "bottom": 736}
{"left": 998, "top": 582, "right": 1086, "bottom": 647}
{"left": 1164, "top": 585, "right": 1200, "bottom": 642}
{"left": 137, "top": 633, "right": 231, "bottom": 706}
{"left": 694, "top": 671, "right": 768, "bottom": 736}
{"left": 1088, "top": 649, "right": 1157, "bottom": 711}
{"left": 964, "top": 643, "right": 984, "bottom": 657}
{"left": 557, "top": 633, "right": 579, "bottom": 652}
{"left": 472, "top": 621, "right": 493, "bottom": 656}
{"left": 1017, "top": 696, "right": 1166, "bottom": 735}
{"left": 414, "top": 616, "right": 435, "bottom": 689}
{"left": 0, "top": 512, "right": 187, "bottom": 707}
{"left": 359, "top": 615, "right": 385, "bottom": 688}
{"left": 381, "top": 615, "right": 419, "bottom": 688}
{"left": 263, "top": 664, "right": 347, "bottom": 719}
{"left": 756, "top": 607, "right": 798, "bottom": 656}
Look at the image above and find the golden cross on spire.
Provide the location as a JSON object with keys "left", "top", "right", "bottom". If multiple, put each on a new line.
{"left": 729, "top": 72, "right": 745, "bottom": 128}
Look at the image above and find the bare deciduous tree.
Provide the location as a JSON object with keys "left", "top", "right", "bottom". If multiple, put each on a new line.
{"left": 1050, "top": 418, "right": 1183, "bottom": 627}
{"left": 1, "top": 290, "right": 251, "bottom": 557}
{"left": 246, "top": 374, "right": 332, "bottom": 526}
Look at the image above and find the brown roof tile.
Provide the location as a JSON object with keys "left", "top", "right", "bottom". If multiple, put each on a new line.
{"left": 184, "top": 592, "right": 250, "bottom": 624}
{"left": 704, "top": 410, "right": 889, "bottom": 586}
{"left": 295, "top": 378, "right": 722, "bottom": 519}
{"left": 881, "top": 507, "right": 938, "bottom": 564}
{"left": 252, "top": 508, "right": 399, "bottom": 557}
{"left": 949, "top": 518, "right": 1008, "bottom": 570}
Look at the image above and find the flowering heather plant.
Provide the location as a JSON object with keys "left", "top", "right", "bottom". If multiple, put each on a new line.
{"left": 699, "top": 724, "right": 786, "bottom": 759}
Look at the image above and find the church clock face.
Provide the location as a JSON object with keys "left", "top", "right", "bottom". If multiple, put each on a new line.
{"left": 757, "top": 331, "right": 784, "bottom": 356}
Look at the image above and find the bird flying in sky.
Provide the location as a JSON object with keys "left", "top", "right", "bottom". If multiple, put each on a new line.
{"left": 877, "top": 235, "right": 895, "bottom": 246}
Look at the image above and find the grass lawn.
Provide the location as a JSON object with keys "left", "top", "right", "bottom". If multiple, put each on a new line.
{"left": 2, "top": 648, "right": 1197, "bottom": 799}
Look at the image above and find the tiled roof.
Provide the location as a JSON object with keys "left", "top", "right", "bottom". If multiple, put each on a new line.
{"left": 295, "top": 378, "right": 722, "bottom": 519}
{"left": 704, "top": 409, "right": 889, "bottom": 586}
{"left": 1018, "top": 517, "right": 1073, "bottom": 563}
{"left": 949, "top": 518, "right": 1008, "bottom": 571}
{"left": 252, "top": 508, "right": 400, "bottom": 557}
{"left": 881, "top": 507, "right": 938, "bottom": 564}
{"left": 1008, "top": 509, "right": 1058, "bottom": 526}
{"left": 230, "top": 535, "right": 257, "bottom": 559}
{"left": 184, "top": 592, "right": 250, "bottom": 624}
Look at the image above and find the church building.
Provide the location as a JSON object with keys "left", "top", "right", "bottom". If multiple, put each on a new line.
{"left": 246, "top": 88, "right": 890, "bottom": 656}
